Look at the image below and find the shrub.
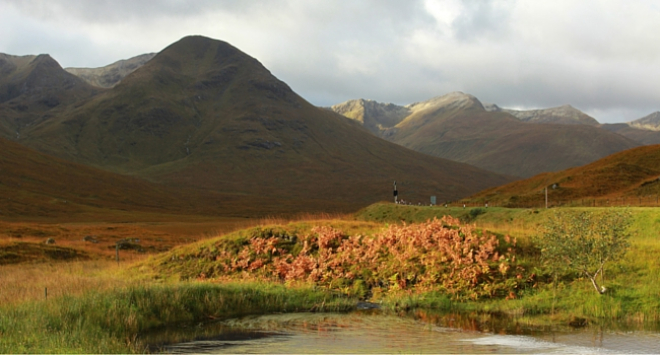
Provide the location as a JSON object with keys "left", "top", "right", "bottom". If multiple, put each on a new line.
{"left": 534, "top": 209, "right": 631, "bottom": 294}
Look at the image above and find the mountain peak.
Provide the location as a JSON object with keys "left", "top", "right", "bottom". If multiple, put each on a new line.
{"left": 406, "top": 91, "right": 484, "bottom": 112}
{"left": 496, "top": 104, "right": 599, "bottom": 126}
{"left": 629, "top": 111, "right": 660, "bottom": 131}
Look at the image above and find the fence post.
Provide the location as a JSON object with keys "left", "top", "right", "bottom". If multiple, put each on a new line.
{"left": 45, "top": 287, "right": 47, "bottom": 300}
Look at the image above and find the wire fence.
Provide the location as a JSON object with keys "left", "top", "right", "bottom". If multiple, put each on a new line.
{"left": 447, "top": 194, "right": 660, "bottom": 209}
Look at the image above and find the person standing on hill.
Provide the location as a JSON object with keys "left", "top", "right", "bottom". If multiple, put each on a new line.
{"left": 393, "top": 181, "right": 398, "bottom": 204}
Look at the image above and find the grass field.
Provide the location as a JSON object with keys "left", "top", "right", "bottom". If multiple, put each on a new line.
{"left": 1, "top": 203, "right": 659, "bottom": 352}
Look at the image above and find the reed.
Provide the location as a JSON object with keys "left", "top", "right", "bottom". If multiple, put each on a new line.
{"left": 0, "top": 281, "right": 355, "bottom": 353}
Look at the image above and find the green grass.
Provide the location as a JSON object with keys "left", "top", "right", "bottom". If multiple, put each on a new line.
{"left": 357, "top": 203, "right": 660, "bottom": 327}
{"left": 0, "top": 282, "right": 355, "bottom": 353}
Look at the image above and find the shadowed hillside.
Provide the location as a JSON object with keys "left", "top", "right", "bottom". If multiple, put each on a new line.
{"left": 5, "top": 36, "right": 512, "bottom": 211}
{"left": 467, "top": 144, "right": 660, "bottom": 207}
{"left": 0, "top": 135, "right": 357, "bottom": 220}
{"left": 601, "top": 123, "right": 660, "bottom": 145}
{"left": 0, "top": 135, "right": 200, "bottom": 219}
{"left": 0, "top": 53, "right": 103, "bottom": 140}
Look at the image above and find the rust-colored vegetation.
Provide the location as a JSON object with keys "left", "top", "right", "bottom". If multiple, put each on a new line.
{"left": 468, "top": 144, "right": 660, "bottom": 207}
{"left": 149, "top": 217, "right": 522, "bottom": 301}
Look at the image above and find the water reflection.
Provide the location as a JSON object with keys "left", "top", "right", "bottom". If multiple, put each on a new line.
{"left": 145, "top": 311, "right": 660, "bottom": 354}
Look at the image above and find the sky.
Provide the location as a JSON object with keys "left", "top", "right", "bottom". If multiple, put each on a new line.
{"left": 1, "top": 0, "right": 659, "bottom": 123}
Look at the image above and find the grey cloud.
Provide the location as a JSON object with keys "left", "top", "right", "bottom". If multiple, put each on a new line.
{"left": 3, "top": 0, "right": 244, "bottom": 23}
{"left": 452, "top": 0, "right": 512, "bottom": 41}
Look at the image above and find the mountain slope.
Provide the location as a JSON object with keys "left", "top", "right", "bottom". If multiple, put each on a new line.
{"left": 600, "top": 112, "right": 660, "bottom": 145}
{"left": 485, "top": 104, "right": 600, "bottom": 125}
{"left": 12, "top": 36, "right": 512, "bottom": 209}
{"left": 65, "top": 53, "right": 156, "bottom": 88}
{"left": 601, "top": 123, "right": 660, "bottom": 145}
{"left": 0, "top": 135, "right": 216, "bottom": 219}
{"left": 469, "top": 144, "right": 660, "bottom": 207}
{"left": 332, "top": 93, "right": 640, "bottom": 178}
{"left": 329, "top": 99, "right": 409, "bottom": 134}
{"left": 628, "top": 111, "right": 660, "bottom": 131}
{"left": 0, "top": 53, "right": 103, "bottom": 139}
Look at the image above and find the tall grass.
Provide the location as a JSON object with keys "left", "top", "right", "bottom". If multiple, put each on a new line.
{"left": 0, "top": 260, "right": 132, "bottom": 305}
{"left": 0, "top": 282, "right": 355, "bottom": 353}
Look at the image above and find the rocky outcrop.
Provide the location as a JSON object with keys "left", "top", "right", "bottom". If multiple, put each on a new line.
{"left": 65, "top": 53, "right": 156, "bottom": 88}
{"left": 485, "top": 104, "right": 600, "bottom": 126}
{"left": 330, "top": 98, "right": 409, "bottom": 135}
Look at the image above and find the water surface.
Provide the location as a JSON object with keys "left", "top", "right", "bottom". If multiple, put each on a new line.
{"left": 146, "top": 311, "right": 660, "bottom": 354}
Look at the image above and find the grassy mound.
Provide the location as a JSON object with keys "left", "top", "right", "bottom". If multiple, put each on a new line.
{"left": 135, "top": 218, "right": 522, "bottom": 301}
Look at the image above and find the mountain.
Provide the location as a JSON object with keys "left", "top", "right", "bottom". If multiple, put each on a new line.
{"left": 599, "top": 112, "right": 660, "bottom": 145}
{"left": 6, "top": 36, "right": 512, "bottom": 211}
{"left": 468, "top": 144, "right": 660, "bottom": 207}
{"left": 601, "top": 123, "right": 660, "bottom": 145}
{"left": 331, "top": 92, "right": 640, "bottom": 178}
{"left": 628, "top": 111, "right": 660, "bottom": 131}
{"left": 65, "top": 53, "right": 156, "bottom": 88}
{"left": 0, "top": 53, "right": 103, "bottom": 139}
{"left": 485, "top": 104, "right": 600, "bottom": 126}
{"left": 329, "top": 99, "right": 409, "bottom": 134}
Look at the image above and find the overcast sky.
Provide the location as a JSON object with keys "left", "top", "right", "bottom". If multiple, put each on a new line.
{"left": 1, "top": 0, "right": 659, "bottom": 123}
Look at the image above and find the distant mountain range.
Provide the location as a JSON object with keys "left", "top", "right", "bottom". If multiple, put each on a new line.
{"left": 330, "top": 93, "right": 642, "bottom": 178}
{"left": 0, "top": 36, "right": 512, "bottom": 216}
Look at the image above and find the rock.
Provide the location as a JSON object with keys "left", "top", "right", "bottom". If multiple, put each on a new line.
{"left": 356, "top": 301, "right": 381, "bottom": 310}
{"left": 44, "top": 238, "right": 55, "bottom": 245}
{"left": 83, "top": 235, "right": 99, "bottom": 243}
{"left": 568, "top": 317, "right": 588, "bottom": 328}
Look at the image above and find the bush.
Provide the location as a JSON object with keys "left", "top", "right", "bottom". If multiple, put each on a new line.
{"left": 534, "top": 209, "right": 631, "bottom": 294}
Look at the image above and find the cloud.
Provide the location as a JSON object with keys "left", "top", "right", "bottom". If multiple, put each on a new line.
{"left": 0, "top": 0, "right": 659, "bottom": 122}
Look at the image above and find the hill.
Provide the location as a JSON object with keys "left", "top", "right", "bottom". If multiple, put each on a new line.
{"left": 0, "top": 135, "right": 208, "bottom": 220}
{"left": 468, "top": 144, "right": 660, "bottom": 207}
{"left": 7, "top": 36, "right": 512, "bottom": 211}
{"left": 332, "top": 92, "right": 639, "bottom": 178}
{"left": 65, "top": 53, "right": 156, "bottom": 88}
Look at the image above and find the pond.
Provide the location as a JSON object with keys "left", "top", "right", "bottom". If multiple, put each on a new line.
{"left": 144, "top": 310, "right": 660, "bottom": 354}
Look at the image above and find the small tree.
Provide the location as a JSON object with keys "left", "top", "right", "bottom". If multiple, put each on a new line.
{"left": 535, "top": 209, "right": 631, "bottom": 294}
